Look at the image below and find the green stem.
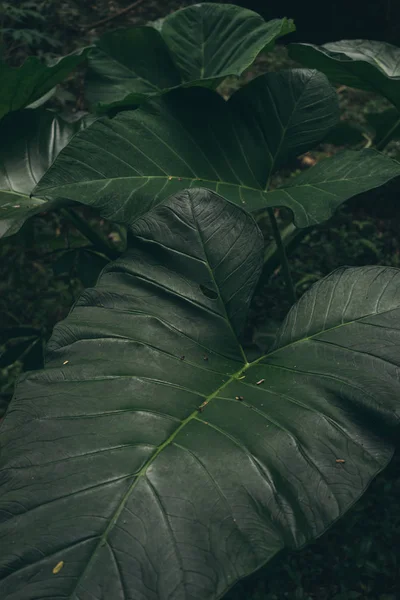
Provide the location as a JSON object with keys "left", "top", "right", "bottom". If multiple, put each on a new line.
{"left": 375, "top": 115, "right": 400, "bottom": 152}
{"left": 60, "top": 208, "right": 120, "bottom": 261}
{"left": 267, "top": 208, "right": 297, "bottom": 305}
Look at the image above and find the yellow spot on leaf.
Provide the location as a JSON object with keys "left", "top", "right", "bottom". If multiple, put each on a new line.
{"left": 53, "top": 561, "right": 64, "bottom": 574}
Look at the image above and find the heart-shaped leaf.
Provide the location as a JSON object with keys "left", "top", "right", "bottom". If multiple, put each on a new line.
{"left": 0, "top": 189, "right": 399, "bottom": 599}
{"left": 85, "top": 3, "right": 295, "bottom": 112}
{"left": 0, "top": 109, "right": 94, "bottom": 238}
{"left": 34, "top": 77, "right": 400, "bottom": 229}
{"left": 289, "top": 40, "right": 400, "bottom": 110}
{"left": 0, "top": 48, "right": 89, "bottom": 121}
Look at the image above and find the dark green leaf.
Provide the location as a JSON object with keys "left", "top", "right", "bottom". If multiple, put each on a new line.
{"left": 289, "top": 40, "right": 400, "bottom": 110}
{"left": 0, "top": 189, "right": 399, "bottom": 599}
{"left": 0, "top": 47, "right": 90, "bottom": 121}
{"left": 161, "top": 3, "right": 295, "bottom": 84}
{"left": 35, "top": 80, "right": 400, "bottom": 228}
{"left": 265, "top": 149, "right": 400, "bottom": 225}
{"left": 85, "top": 27, "right": 181, "bottom": 111}
{"left": 35, "top": 72, "right": 351, "bottom": 228}
{"left": 85, "top": 3, "right": 295, "bottom": 113}
{"left": 0, "top": 109, "right": 94, "bottom": 238}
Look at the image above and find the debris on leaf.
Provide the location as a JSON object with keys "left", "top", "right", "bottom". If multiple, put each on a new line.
{"left": 52, "top": 561, "right": 64, "bottom": 574}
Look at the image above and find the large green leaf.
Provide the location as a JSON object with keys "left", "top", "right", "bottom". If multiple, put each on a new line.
{"left": 34, "top": 77, "right": 400, "bottom": 229}
{"left": 0, "top": 48, "right": 89, "bottom": 121}
{"left": 289, "top": 40, "right": 400, "bottom": 110}
{"left": 85, "top": 3, "right": 295, "bottom": 112}
{"left": 0, "top": 109, "right": 93, "bottom": 238}
{"left": 0, "top": 189, "right": 399, "bottom": 599}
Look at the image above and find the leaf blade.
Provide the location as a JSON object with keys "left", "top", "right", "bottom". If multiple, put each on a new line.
{"left": 1, "top": 191, "right": 400, "bottom": 599}
{"left": 34, "top": 84, "right": 400, "bottom": 228}
{"left": 0, "top": 109, "right": 93, "bottom": 237}
{"left": 289, "top": 40, "right": 400, "bottom": 111}
{"left": 0, "top": 48, "right": 89, "bottom": 121}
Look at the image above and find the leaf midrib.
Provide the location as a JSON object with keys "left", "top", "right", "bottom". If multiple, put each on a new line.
{"left": 69, "top": 300, "right": 397, "bottom": 596}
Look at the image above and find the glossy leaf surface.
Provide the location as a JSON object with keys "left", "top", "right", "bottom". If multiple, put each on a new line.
{"left": 85, "top": 3, "right": 295, "bottom": 112}
{"left": 0, "top": 109, "right": 93, "bottom": 237}
{"left": 35, "top": 77, "right": 400, "bottom": 228}
{"left": 289, "top": 40, "right": 400, "bottom": 110}
{"left": 0, "top": 189, "right": 399, "bottom": 599}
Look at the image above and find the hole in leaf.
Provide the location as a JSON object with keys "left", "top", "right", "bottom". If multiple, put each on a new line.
{"left": 199, "top": 284, "right": 218, "bottom": 300}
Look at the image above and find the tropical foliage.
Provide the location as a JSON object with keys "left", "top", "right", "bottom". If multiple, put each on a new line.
{"left": 0, "top": 3, "right": 399, "bottom": 600}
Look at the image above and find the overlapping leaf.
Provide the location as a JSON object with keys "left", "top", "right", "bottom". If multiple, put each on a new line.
{"left": 289, "top": 40, "right": 400, "bottom": 149}
{"left": 0, "top": 48, "right": 89, "bottom": 121}
{"left": 1, "top": 189, "right": 399, "bottom": 600}
{"left": 35, "top": 73, "right": 400, "bottom": 229}
{"left": 85, "top": 2, "right": 295, "bottom": 112}
{"left": 0, "top": 109, "right": 93, "bottom": 237}
{"left": 289, "top": 40, "right": 400, "bottom": 110}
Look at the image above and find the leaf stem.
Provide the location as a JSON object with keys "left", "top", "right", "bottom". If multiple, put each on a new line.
{"left": 375, "top": 115, "right": 400, "bottom": 152}
{"left": 266, "top": 208, "right": 297, "bottom": 305}
{"left": 60, "top": 208, "right": 120, "bottom": 260}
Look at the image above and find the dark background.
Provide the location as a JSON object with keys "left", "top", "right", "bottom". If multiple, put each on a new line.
{"left": 214, "top": 0, "right": 400, "bottom": 44}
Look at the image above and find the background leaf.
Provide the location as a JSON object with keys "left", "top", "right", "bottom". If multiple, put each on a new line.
{"left": 0, "top": 109, "right": 94, "bottom": 238}
{"left": 0, "top": 47, "right": 89, "bottom": 121}
{"left": 161, "top": 3, "right": 295, "bottom": 83}
{"left": 85, "top": 3, "right": 295, "bottom": 113}
{"left": 289, "top": 40, "right": 400, "bottom": 110}
{"left": 85, "top": 27, "right": 181, "bottom": 111}
{"left": 0, "top": 189, "right": 399, "bottom": 600}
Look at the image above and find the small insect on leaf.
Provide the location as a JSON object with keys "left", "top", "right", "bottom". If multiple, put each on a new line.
{"left": 53, "top": 561, "right": 64, "bottom": 574}
{"left": 63, "top": 360, "right": 69, "bottom": 365}
{"left": 197, "top": 401, "right": 208, "bottom": 413}
{"left": 235, "top": 396, "right": 244, "bottom": 401}
{"left": 336, "top": 459, "right": 346, "bottom": 463}
{"left": 256, "top": 379, "right": 265, "bottom": 385}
